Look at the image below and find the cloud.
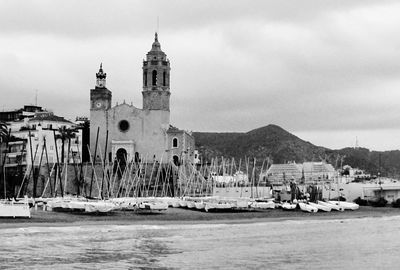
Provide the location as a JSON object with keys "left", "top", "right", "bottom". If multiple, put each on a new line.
{"left": 1, "top": 0, "right": 400, "bottom": 150}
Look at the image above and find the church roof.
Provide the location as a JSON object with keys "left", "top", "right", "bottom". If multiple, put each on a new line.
{"left": 167, "top": 125, "right": 183, "bottom": 133}
{"left": 29, "top": 113, "right": 72, "bottom": 124}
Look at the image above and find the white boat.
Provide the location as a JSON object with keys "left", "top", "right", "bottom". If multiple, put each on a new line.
{"left": 309, "top": 202, "right": 331, "bottom": 212}
{"left": 194, "top": 201, "right": 205, "bottom": 210}
{"left": 281, "top": 202, "right": 297, "bottom": 210}
{"left": 215, "top": 201, "right": 234, "bottom": 210}
{"left": 165, "top": 197, "right": 179, "bottom": 208}
{"left": 318, "top": 201, "right": 344, "bottom": 212}
{"left": 179, "top": 200, "right": 188, "bottom": 208}
{"left": 137, "top": 201, "right": 168, "bottom": 212}
{"left": 186, "top": 201, "right": 196, "bottom": 209}
{"left": 172, "top": 200, "right": 181, "bottom": 208}
{"left": 46, "top": 198, "right": 65, "bottom": 211}
{"left": 329, "top": 201, "right": 359, "bottom": 211}
{"left": 250, "top": 201, "right": 275, "bottom": 209}
{"left": 0, "top": 199, "right": 31, "bottom": 218}
{"left": 84, "top": 201, "right": 117, "bottom": 213}
{"left": 68, "top": 201, "right": 87, "bottom": 211}
{"left": 298, "top": 202, "right": 318, "bottom": 213}
{"left": 204, "top": 201, "right": 233, "bottom": 211}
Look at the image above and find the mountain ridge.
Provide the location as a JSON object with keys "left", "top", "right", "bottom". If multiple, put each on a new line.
{"left": 193, "top": 124, "right": 400, "bottom": 178}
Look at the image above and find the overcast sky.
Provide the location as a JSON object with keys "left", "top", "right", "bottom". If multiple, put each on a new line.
{"left": 1, "top": 0, "right": 400, "bottom": 151}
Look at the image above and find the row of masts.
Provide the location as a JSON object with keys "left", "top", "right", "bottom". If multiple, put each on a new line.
{"left": 1, "top": 126, "right": 295, "bottom": 200}
{"left": 2, "top": 132, "right": 275, "bottom": 200}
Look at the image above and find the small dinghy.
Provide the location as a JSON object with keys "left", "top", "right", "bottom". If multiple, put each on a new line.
{"left": 318, "top": 201, "right": 344, "bottom": 212}
{"left": 68, "top": 201, "right": 87, "bottom": 212}
{"left": 250, "top": 201, "right": 275, "bottom": 210}
{"left": 172, "top": 200, "right": 181, "bottom": 208}
{"left": 329, "top": 201, "right": 359, "bottom": 211}
{"left": 204, "top": 200, "right": 233, "bottom": 212}
{"left": 137, "top": 201, "right": 168, "bottom": 212}
{"left": 194, "top": 201, "right": 205, "bottom": 210}
{"left": 84, "top": 201, "right": 117, "bottom": 213}
{"left": 186, "top": 201, "right": 196, "bottom": 209}
{"left": 309, "top": 202, "right": 331, "bottom": 212}
{"left": 215, "top": 200, "right": 234, "bottom": 210}
{"left": 299, "top": 202, "right": 318, "bottom": 213}
{"left": 179, "top": 200, "right": 188, "bottom": 208}
{"left": 281, "top": 202, "right": 297, "bottom": 210}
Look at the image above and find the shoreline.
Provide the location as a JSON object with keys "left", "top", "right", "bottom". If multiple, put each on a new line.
{"left": 1, "top": 206, "right": 400, "bottom": 229}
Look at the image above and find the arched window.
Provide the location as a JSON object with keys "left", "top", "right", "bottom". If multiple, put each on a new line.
{"left": 152, "top": 70, "right": 157, "bottom": 86}
{"left": 163, "top": 71, "right": 166, "bottom": 86}
{"left": 143, "top": 70, "right": 147, "bottom": 87}
{"left": 172, "top": 137, "right": 178, "bottom": 148}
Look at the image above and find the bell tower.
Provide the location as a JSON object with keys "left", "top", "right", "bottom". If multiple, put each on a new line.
{"left": 142, "top": 33, "right": 171, "bottom": 111}
{"left": 90, "top": 63, "right": 112, "bottom": 111}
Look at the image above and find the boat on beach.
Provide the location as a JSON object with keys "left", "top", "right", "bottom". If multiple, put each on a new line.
{"left": 249, "top": 200, "right": 275, "bottom": 210}
{"left": 298, "top": 202, "right": 318, "bottom": 213}
{"left": 0, "top": 198, "right": 31, "bottom": 218}
{"left": 137, "top": 202, "right": 168, "bottom": 212}
{"left": 136, "top": 198, "right": 168, "bottom": 212}
{"left": 328, "top": 201, "right": 359, "bottom": 211}
{"left": 84, "top": 201, "right": 118, "bottom": 213}
{"left": 308, "top": 202, "right": 331, "bottom": 212}
{"left": 281, "top": 202, "right": 297, "bottom": 210}
{"left": 318, "top": 201, "right": 344, "bottom": 211}
{"left": 204, "top": 199, "right": 233, "bottom": 212}
{"left": 194, "top": 201, "right": 205, "bottom": 210}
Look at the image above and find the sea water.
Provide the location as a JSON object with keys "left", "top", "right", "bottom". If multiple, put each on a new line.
{"left": 1, "top": 216, "right": 400, "bottom": 269}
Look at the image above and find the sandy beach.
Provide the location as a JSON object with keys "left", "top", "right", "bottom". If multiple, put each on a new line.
{"left": 1, "top": 206, "right": 399, "bottom": 229}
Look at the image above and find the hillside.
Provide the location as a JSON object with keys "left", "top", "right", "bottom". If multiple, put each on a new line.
{"left": 193, "top": 124, "right": 400, "bottom": 178}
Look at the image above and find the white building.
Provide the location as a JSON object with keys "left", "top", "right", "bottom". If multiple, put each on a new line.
{"left": 261, "top": 161, "right": 336, "bottom": 185}
{"left": 4, "top": 111, "right": 83, "bottom": 166}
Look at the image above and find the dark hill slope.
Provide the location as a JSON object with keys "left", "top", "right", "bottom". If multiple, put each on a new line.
{"left": 194, "top": 125, "right": 329, "bottom": 163}
{"left": 193, "top": 125, "right": 400, "bottom": 177}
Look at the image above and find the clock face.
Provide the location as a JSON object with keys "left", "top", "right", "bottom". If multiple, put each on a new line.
{"left": 96, "top": 102, "right": 102, "bottom": 108}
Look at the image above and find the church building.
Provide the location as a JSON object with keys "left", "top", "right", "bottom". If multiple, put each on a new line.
{"left": 90, "top": 33, "right": 195, "bottom": 165}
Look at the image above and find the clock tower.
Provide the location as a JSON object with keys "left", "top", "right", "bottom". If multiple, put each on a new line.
{"left": 90, "top": 64, "right": 112, "bottom": 159}
{"left": 90, "top": 63, "right": 112, "bottom": 111}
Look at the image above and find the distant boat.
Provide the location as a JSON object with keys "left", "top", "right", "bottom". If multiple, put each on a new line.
{"left": 309, "top": 202, "right": 331, "bottom": 212}
{"left": 328, "top": 201, "right": 359, "bottom": 211}
{"left": 250, "top": 200, "right": 275, "bottom": 210}
{"left": 84, "top": 201, "right": 118, "bottom": 213}
{"left": 137, "top": 200, "right": 168, "bottom": 212}
{"left": 194, "top": 201, "right": 205, "bottom": 210}
{"left": 298, "top": 202, "right": 318, "bottom": 213}
{"left": 281, "top": 202, "right": 296, "bottom": 210}
{"left": 318, "top": 201, "right": 344, "bottom": 211}
{"left": 204, "top": 200, "right": 233, "bottom": 212}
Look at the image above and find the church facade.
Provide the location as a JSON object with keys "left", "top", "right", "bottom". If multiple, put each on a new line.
{"left": 90, "top": 33, "right": 195, "bottom": 165}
